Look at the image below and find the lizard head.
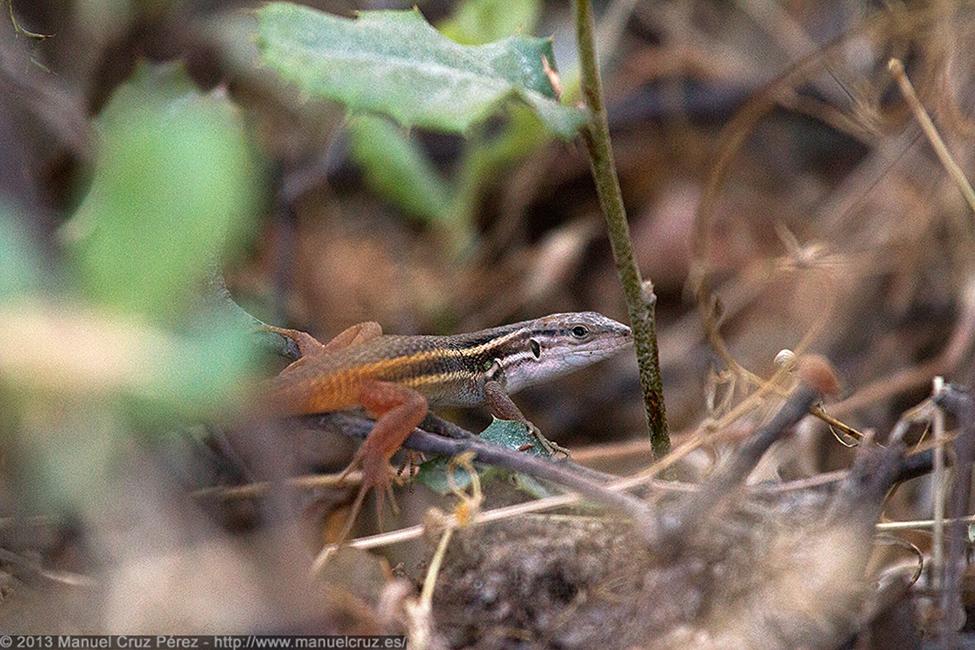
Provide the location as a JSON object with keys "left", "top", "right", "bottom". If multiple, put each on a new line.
{"left": 501, "top": 311, "right": 633, "bottom": 393}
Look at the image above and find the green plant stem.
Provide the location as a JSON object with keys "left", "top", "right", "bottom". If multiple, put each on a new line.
{"left": 574, "top": 0, "right": 670, "bottom": 459}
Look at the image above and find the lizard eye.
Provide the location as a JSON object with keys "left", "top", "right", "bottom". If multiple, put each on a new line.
{"left": 571, "top": 325, "right": 589, "bottom": 339}
{"left": 529, "top": 339, "right": 541, "bottom": 358}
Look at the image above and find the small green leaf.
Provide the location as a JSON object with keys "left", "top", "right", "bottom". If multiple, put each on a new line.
{"left": 480, "top": 417, "right": 548, "bottom": 454}
{"left": 256, "top": 3, "right": 585, "bottom": 138}
{"left": 67, "top": 62, "right": 263, "bottom": 319}
{"left": 511, "top": 473, "right": 558, "bottom": 499}
{"left": 439, "top": 0, "right": 541, "bottom": 45}
{"left": 347, "top": 114, "right": 451, "bottom": 222}
{"left": 416, "top": 455, "right": 486, "bottom": 496}
{"left": 415, "top": 417, "right": 548, "bottom": 494}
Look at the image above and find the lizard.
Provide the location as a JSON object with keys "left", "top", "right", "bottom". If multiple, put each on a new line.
{"left": 263, "top": 311, "right": 633, "bottom": 529}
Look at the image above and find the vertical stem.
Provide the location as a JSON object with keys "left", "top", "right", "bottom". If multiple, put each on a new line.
{"left": 574, "top": 0, "right": 670, "bottom": 458}
{"left": 888, "top": 58, "right": 975, "bottom": 218}
{"left": 931, "top": 377, "right": 946, "bottom": 593}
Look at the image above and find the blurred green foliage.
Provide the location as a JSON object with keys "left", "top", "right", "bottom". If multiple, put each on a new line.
{"left": 141, "top": 314, "right": 260, "bottom": 420}
{"left": 0, "top": 205, "right": 40, "bottom": 299}
{"left": 450, "top": 104, "right": 550, "bottom": 234}
{"left": 68, "top": 63, "right": 261, "bottom": 320}
{"left": 347, "top": 114, "right": 452, "bottom": 223}
{"left": 438, "top": 0, "right": 541, "bottom": 45}
{"left": 2, "top": 63, "right": 265, "bottom": 425}
{"left": 0, "top": 62, "right": 269, "bottom": 509}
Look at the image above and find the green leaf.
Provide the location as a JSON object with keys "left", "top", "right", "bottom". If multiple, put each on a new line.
{"left": 457, "top": 104, "right": 551, "bottom": 200}
{"left": 480, "top": 417, "right": 549, "bottom": 454}
{"left": 416, "top": 455, "right": 486, "bottom": 496}
{"left": 510, "top": 472, "right": 558, "bottom": 499}
{"left": 439, "top": 0, "right": 541, "bottom": 45}
{"left": 347, "top": 114, "right": 451, "bottom": 222}
{"left": 67, "top": 62, "right": 263, "bottom": 319}
{"left": 415, "top": 417, "right": 548, "bottom": 494}
{"left": 256, "top": 3, "right": 585, "bottom": 138}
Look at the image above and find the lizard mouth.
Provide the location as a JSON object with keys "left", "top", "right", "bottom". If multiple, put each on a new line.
{"left": 565, "top": 337, "right": 632, "bottom": 365}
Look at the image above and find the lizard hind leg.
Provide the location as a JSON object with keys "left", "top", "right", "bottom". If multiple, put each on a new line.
{"left": 260, "top": 324, "right": 327, "bottom": 358}
{"left": 336, "top": 380, "right": 428, "bottom": 537}
{"left": 321, "top": 321, "right": 382, "bottom": 353}
{"left": 263, "top": 321, "right": 383, "bottom": 357}
{"left": 263, "top": 321, "right": 383, "bottom": 375}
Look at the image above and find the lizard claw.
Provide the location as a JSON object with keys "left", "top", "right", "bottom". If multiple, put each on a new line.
{"left": 525, "top": 421, "right": 571, "bottom": 458}
{"left": 336, "top": 443, "right": 399, "bottom": 536}
{"left": 397, "top": 450, "right": 425, "bottom": 479}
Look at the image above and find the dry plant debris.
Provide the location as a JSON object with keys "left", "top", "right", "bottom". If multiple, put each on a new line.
{"left": 1, "top": 1, "right": 975, "bottom": 648}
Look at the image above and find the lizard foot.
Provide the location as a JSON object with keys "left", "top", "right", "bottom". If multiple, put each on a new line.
{"left": 332, "top": 379, "right": 427, "bottom": 542}
{"left": 337, "top": 442, "right": 400, "bottom": 536}
{"left": 525, "top": 422, "right": 571, "bottom": 458}
{"left": 259, "top": 324, "right": 326, "bottom": 357}
{"left": 396, "top": 450, "right": 425, "bottom": 486}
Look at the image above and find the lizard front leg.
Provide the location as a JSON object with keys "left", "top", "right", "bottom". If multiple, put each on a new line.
{"left": 483, "top": 380, "right": 569, "bottom": 457}
{"left": 337, "top": 379, "right": 428, "bottom": 537}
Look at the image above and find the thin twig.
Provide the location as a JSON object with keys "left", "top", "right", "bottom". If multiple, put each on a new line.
{"left": 934, "top": 383, "right": 975, "bottom": 647}
{"left": 931, "top": 377, "right": 947, "bottom": 598}
{"left": 888, "top": 58, "right": 975, "bottom": 218}
{"left": 305, "top": 413, "right": 656, "bottom": 525}
{"left": 333, "top": 493, "right": 584, "bottom": 554}
{"left": 876, "top": 514, "right": 975, "bottom": 532}
{"left": 411, "top": 527, "right": 453, "bottom": 648}
{"left": 575, "top": 0, "right": 670, "bottom": 459}
{"left": 192, "top": 470, "right": 366, "bottom": 500}
{"left": 5, "top": 0, "right": 52, "bottom": 40}
{"left": 649, "top": 385, "right": 821, "bottom": 549}
{"left": 810, "top": 404, "right": 865, "bottom": 441}
{"left": 314, "top": 422, "right": 940, "bottom": 556}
